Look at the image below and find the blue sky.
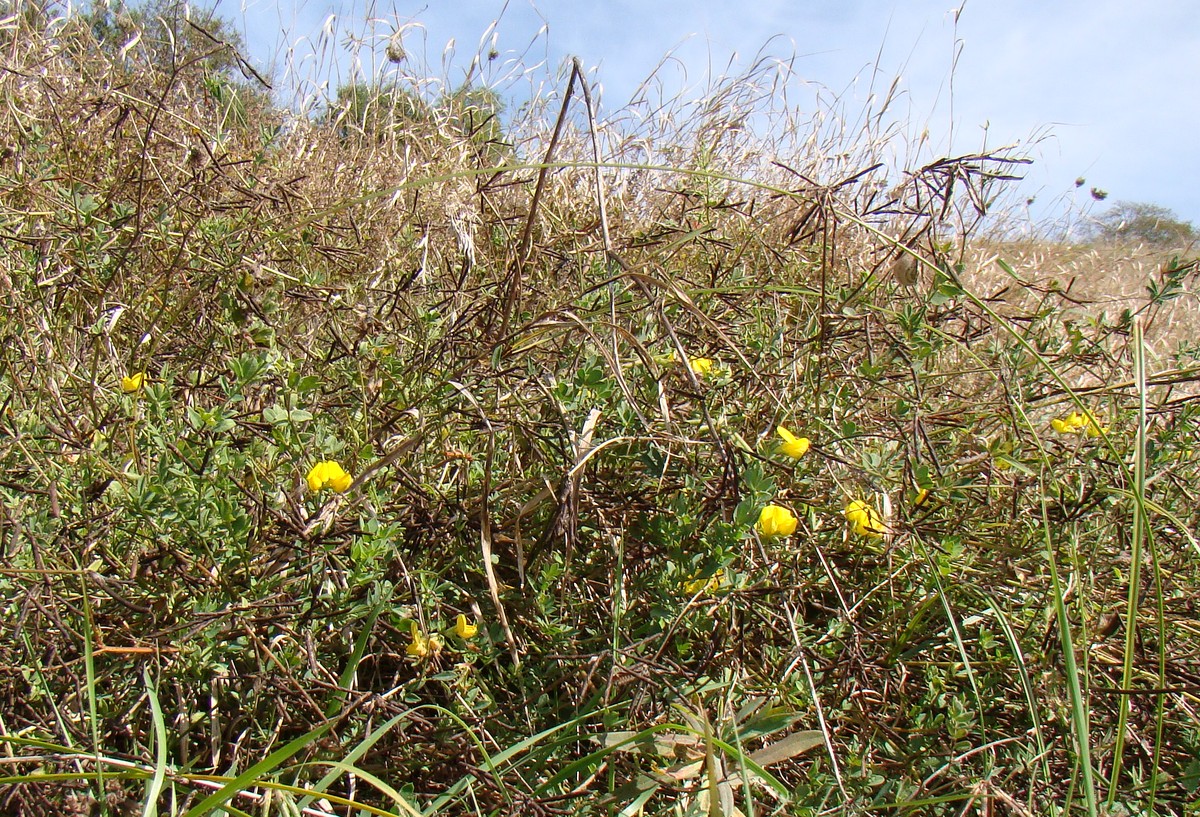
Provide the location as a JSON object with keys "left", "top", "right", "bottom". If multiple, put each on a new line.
{"left": 228, "top": 0, "right": 1200, "bottom": 228}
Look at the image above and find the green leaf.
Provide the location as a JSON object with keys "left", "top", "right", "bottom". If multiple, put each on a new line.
{"left": 182, "top": 722, "right": 332, "bottom": 817}
{"left": 740, "top": 461, "right": 775, "bottom": 503}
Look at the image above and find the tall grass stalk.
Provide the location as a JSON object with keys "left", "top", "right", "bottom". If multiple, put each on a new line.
{"left": 1039, "top": 493, "right": 1098, "bottom": 817}
{"left": 1105, "top": 317, "right": 1157, "bottom": 809}
{"left": 79, "top": 574, "right": 105, "bottom": 816}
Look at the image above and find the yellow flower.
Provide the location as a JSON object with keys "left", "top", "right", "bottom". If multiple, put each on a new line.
{"left": 1051, "top": 411, "right": 1107, "bottom": 437}
{"left": 406, "top": 622, "right": 428, "bottom": 658}
{"left": 1051, "top": 413, "right": 1083, "bottom": 434}
{"left": 756, "top": 504, "right": 798, "bottom": 538}
{"left": 654, "top": 350, "right": 718, "bottom": 378}
{"left": 912, "top": 488, "right": 930, "bottom": 507}
{"left": 683, "top": 570, "right": 725, "bottom": 595}
{"left": 844, "top": 500, "right": 884, "bottom": 538}
{"left": 120, "top": 372, "right": 145, "bottom": 393}
{"left": 776, "top": 426, "right": 811, "bottom": 459}
{"left": 306, "top": 460, "right": 353, "bottom": 493}
{"left": 455, "top": 614, "right": 479, "bottom": 639}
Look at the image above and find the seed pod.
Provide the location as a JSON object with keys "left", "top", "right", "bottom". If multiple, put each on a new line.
{"left": 891, "top": 252, "right": 919, "bottom": 287}
{"left": 386, "top": 31, "right": 406, "bottom": 64}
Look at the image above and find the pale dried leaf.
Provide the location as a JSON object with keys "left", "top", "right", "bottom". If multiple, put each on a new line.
{"left": 746, "top": 729, "right": 825, "bottom": 768}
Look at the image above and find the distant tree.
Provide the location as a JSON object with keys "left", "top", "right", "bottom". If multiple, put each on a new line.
{"left": 83, "top": 0, "right": 251, "bottom": 78}
{"left": 443, "top": 84, "right": 509, "bottom": 164}
{"left": 328, "top": 83, "right": 430, "bottom": 138}
{"left": 327, "top": 82, "right": 509, "bottom": 162}
{"left": 79, "top": 1, "right": 272, "bottom": 140}
{"left": 1084, "top": 201, "right": 1197, "bottom": 246}
{"left": 444, "top": 85, "right": 503, "bottom": 140}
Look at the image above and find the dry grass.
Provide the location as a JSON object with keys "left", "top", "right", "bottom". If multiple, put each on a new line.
{"left": 966, "top": 241, "right": 1200, "bottom": 362}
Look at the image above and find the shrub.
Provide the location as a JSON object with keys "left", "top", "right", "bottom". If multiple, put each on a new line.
{"left": 1083, "top": 200, "right": 1198, "bottom": 246}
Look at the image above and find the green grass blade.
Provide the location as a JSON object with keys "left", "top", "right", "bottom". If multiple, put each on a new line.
{"left": 980, "top": 592, "right": 1051, "bottom": 787}
{"left": 1040, "top": 487, "right": 1098, "bottom": 817}
{"left": 324, "top": 591, "right": 390, "bottom": 718}
{"left": 1105, "top": 318, "right": 1145, "bottom": 804}
{"left": 142, "top": 669, "right": 168, "bottom": 817}
{"left": 79, "top": 573, "right": 104, "bottom": 814}
{"left": 181, "top": 721, "right": 331, "bottom": 817}
{"left": 297, "top": 760, "right": 421, "bottom": 816}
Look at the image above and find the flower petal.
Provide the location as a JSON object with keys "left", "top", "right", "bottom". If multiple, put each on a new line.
{"left": 455, "top": 614, "right": 479, "bottom": 639}
{"left": 845, "top": 500, "right": 884, "bottom": 538}
{"left": 757, "top": 504, "right": 798, "bottom": 537}
{"left": 776, "top": 427, "right": 811, "bottom": 459}
{"left": 406, "top": 622, "right": 429, "bottom": 658}
{"left": 327, "top": 463, "right": 352, "bottom": 493}
{"left": 120, "top": 372, "right": 145, "bottom": 393}
{"left": 307, "top": 460, "right": 353, "bottom": 493}
{"left": 306, "top": 462, "right": 330, "bottom": 492}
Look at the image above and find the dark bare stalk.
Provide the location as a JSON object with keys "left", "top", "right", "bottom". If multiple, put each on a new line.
{"left": 499, "top": 60, "right": 581, "bottom": 336}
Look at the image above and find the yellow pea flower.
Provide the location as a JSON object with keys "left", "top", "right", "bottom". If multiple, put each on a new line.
{"left": 776, "top": 426, "right": 811, "bottom": 459}
{"left": 120, "top": 372, "right": 145, "bottom": 393}
{"left": 406, "top": 622, "right": 428, "bottom": 658}
{"left": 455, "top": 614, "right": 479, "bottom": 639}
{"left": 912, "top": 488, "right": 930, "bottom": 507}
{"left": 1051, "top": 411, "right": 1108, "bottom": 437}
{"left": 757, "top": 504, "right": 798, "bottom": 538}
{"left": 683, "top": 570, "right": 725, "bottom": 595}
{"left": 306, "top": 460, "right": 353, "bottom": 493}
{"left": 844, "top": 500, "right": 885, "bottom": 538}
{"left": 654, "top": 350, "right": 718, "bottom": 378}
{"left": 1051, "top": 413, "right": 1083, "bottom": 434}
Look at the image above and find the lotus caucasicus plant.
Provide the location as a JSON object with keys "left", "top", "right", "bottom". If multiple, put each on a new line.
{"left": 306, "top": 460, "right": 353, "bottom": 493}
{"left": 776, "top": 426, "right": 811, "bottom": 459}
{"left": 682, "top": 570, "right": 725, "bottom": 595}
{"left": 1051, "top": 410, "right": 1108, "bottom": 437}
{"left": 406, "top": 622, "right": 442, "bottom": 659}
{"left": 120, "top": 371, "right": 145, "bottom": 393}
{"left": 756, "top": 504, "right": 798, "bottom": 538}
{"left": 654, "top": 349, "right": 717, "bottom": 377}
{"left": 845, "top": 499, "right": 885, "bottom": 538}
{"left": 454, "top": 614, "right": 479, "bottom": 639}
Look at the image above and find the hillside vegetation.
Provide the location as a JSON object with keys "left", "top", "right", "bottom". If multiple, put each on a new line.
{"left": 2, "top": 6, "right": 1199, "bottom": 816}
